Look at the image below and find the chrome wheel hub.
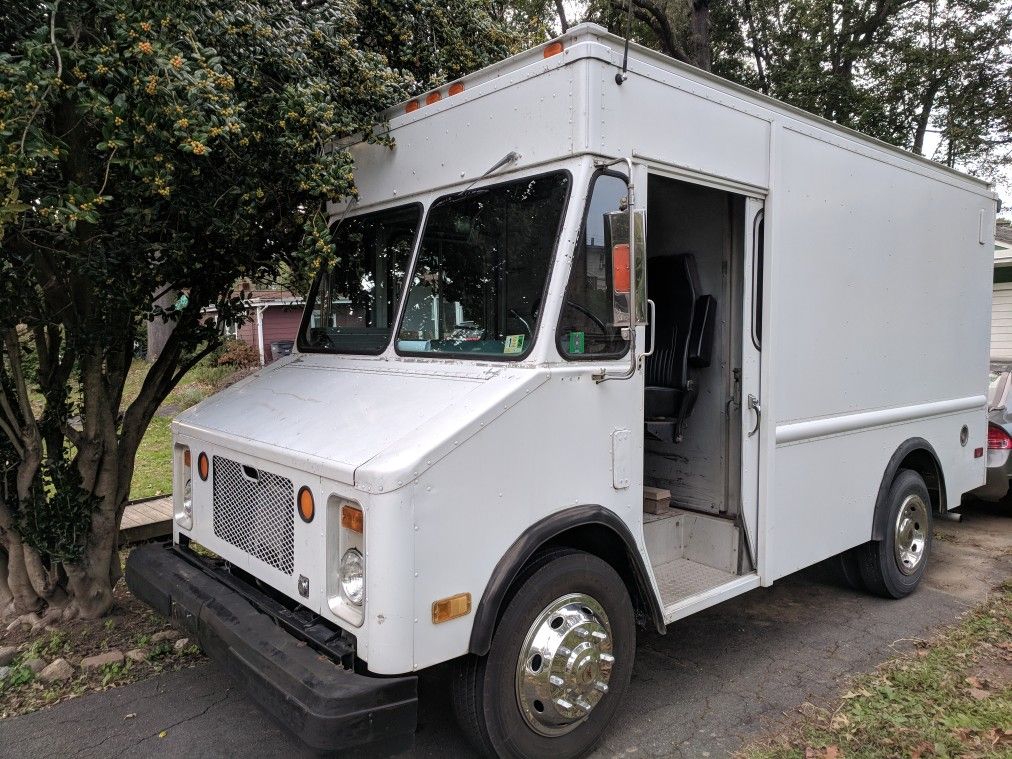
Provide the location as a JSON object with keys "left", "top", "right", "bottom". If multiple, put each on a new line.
{"left": 894, "top": 494, "right": 928, "bottom": 575}
{"left": 515, "top": 593, "right": 614, "bottom": 736}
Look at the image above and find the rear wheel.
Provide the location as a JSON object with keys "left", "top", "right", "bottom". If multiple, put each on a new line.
{"left": 858, "top": 469, "right": 932, "bottom": 598}
{"left": 833, "top": 547, "right": 866, "bottom": 591}
{"left": 452, "top": 550, "right": 635, "bottom": 759}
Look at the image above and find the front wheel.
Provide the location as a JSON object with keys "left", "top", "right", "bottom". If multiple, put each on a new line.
{"left": 452, "top": 550, "right": 635, "bottom": 758}
{"left": 858, "top": 469, "right": 933, "bottom": 598}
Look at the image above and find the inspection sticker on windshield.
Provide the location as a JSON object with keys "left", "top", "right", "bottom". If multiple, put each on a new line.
{"left": 568, "top": 331, "right": 585, "bottom": 354}
{"left": 504, "top": 334, "right": 525, "bottom": 354}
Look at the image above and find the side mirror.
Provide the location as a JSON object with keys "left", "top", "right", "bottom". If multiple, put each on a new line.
{"left": 605, "top": 208, "right": 647, "bottom": 331}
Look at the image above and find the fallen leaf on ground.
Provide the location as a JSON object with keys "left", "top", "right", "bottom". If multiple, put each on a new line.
{"left": 985, "top": 728, "right": 1012, "bottom": 746}
{"left": 805, "top": 746, "right": 840, "bottom": 759}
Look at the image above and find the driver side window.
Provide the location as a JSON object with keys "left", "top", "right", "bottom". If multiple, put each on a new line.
{"left": 557, "top": 173, "right": 629, "bottom": 358}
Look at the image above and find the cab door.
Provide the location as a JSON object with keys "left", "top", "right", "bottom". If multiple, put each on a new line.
{"left": 740, "top": 198, "right": 764, "bottom": 568}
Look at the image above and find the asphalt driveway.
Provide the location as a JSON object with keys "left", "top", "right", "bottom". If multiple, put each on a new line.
{"left": 3, "top": 500, "right": 1010, "bottom": 759}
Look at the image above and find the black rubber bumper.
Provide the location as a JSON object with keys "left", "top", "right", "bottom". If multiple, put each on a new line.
{"left": 125, "top": 543, "right": 417, "bottom": 755}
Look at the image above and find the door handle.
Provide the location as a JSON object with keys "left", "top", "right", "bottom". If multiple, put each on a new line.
{"left": 747, "top": 394, "right": 761, "bottom": 437}
{"left": 642, "top": 299, "right": 656, "bottom": 358}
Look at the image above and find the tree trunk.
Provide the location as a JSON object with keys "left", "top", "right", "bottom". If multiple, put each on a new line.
{"left": 689, "top": 0, "right": 712, "bottom": 71}
{"left": 147, "top": 288, "right": 177, "bottom": 362}
{"left": 0, "top": 547, "right": 13, "bottom": 616}
{"left": 555, "top": 0, "right": 568, "bottom": 32}
{"left": 912, "top": 80, "right": 942, "bottom": 155}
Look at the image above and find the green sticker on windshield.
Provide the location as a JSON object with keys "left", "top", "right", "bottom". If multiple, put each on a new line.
{"left": 568, "top": 331, "right": 585, "bottom": 354}
{"left": 504, "top": 334, "right": 525, "bottom": 354}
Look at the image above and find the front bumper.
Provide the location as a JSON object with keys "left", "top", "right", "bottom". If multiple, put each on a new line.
{"left": 125, "top": 543, "right": 417, "bottom": 754}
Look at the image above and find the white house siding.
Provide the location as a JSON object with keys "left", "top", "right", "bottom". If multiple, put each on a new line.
{"left": 992, "top": 280, "right": 1012, "bottom": 360}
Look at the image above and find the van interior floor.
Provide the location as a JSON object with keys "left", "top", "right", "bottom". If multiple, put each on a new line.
{"left": 643, "top": 508, "right": 742, "bottom": 613}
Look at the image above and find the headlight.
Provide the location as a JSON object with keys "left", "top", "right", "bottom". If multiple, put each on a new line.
{"left": 340, "top": 548, "right": 364, "bottom": 606}
{"left": 176, "top": 446, "right": 193, "bottom": 530}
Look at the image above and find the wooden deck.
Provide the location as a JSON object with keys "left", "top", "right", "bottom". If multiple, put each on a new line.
{"left": 121, "top": 496, "right": 173, "bottom": 543}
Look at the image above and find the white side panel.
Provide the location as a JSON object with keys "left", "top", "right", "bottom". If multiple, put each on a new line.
{"left": 764, "top": 122, "right": 993, "bottom": 581}
{"left": 408, "top": 365, "right": 647, "bottom": 672}
{"left": 596, "top": 57, "right": 771, "bottom": 193}
{"left": 768, "top": 408, "right": 984, "bottom": 580}
{"left": 350, "top": 64, "right": 576, "bottom": 208}
{"left": 771, "top": 124, "right": 992, "bottom": 424}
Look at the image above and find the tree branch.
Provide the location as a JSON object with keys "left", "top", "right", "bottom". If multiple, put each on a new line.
{"left": 19, "top": 0, "right": 62, "bottom": 154}
{"left": 96, "top": 146, "right": 116, "bottom": 198}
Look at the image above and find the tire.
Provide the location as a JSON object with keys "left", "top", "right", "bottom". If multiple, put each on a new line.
{"left": 451, "top": 550, "right": 635, "bottom": 759}
{"left": 833, "top": 547, "right": 866, "bottom": 592}
{"left": 857, "top": 469, "right": 933, "bottom": 598}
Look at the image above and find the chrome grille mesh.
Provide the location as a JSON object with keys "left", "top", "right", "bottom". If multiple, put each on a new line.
{"left": 212, "top": 456, "right": 295, "bottom": 575}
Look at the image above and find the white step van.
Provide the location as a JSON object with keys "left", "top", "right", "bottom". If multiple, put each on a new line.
{"left": 127, "top": 23, "right": 997, "bottom": 758}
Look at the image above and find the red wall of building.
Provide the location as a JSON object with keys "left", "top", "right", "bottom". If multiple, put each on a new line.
{"left": 262, "top": 306, "right": 304, "bottom": 363}
{"left": 229, "top": 303, "right": 305, "bottom": 364}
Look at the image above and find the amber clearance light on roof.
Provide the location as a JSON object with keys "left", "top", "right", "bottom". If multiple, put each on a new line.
{"left": 543, "top": 41, "right": 564, "bottom": 58}
{"left": 448, "top": 82, "right": 464, "bottom": 96}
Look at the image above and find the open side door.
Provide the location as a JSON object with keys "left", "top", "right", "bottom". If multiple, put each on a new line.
{"left": 739, "top": 199, "right": 764, "bottom": 568}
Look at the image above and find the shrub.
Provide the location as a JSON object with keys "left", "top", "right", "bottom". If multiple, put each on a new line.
{"left": 215, "top": 339, "right": 259, "bottom": 368}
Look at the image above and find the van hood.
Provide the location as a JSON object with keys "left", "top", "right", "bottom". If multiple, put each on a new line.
{"left": 173, "top": 354, "right": 548, "bottom": 491}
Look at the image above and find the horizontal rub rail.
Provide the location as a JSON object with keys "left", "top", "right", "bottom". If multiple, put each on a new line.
{"left": 775, "top": 395, "right": 986, "bottom": 445}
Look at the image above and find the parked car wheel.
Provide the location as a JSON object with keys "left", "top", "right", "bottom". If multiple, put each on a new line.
{"left": 858, "top": 469, "right": 933, "bottom": 598}
{"left": 452, "top": 549, "right": 635, "bottom": 759}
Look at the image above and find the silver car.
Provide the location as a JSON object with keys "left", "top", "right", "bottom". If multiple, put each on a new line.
{"left": 974, "top": 363, "right": 1012, "bottom": 501}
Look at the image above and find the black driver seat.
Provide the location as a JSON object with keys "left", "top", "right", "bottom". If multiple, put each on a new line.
{"left": 645, "top": 253, "right": 716, "bottom": 441}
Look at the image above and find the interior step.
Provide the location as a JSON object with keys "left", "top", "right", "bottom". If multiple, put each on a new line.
{"left": 643, "top": 507, "right": 739, "bottom": 574}
{"left": 652, "top": 557, "right": 738, "bottom": 609}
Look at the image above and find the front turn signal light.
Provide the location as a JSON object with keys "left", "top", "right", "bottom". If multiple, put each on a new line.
{"left": 432, "top": 592, "right": 471, "bottom": 624}
{"left": 340, "top": 504, "right": 363, "bottom": 533}
{"left": 197, "top": 451, "right": 209, "bottom": 481}
{"left": 297, "top": 486, "right": 315, "bottom": 523}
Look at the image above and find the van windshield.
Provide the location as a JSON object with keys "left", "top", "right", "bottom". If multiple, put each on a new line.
{"left": 396, "top": 172, "right": 570, "bottom": 358}
{"left": 299, "top": 203, "right": 421, "bottom": 354}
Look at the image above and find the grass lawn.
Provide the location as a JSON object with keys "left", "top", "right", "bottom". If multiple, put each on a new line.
{"left": 129, "top": 416, "right": 173, "bottom": 499}
{"left": 127, "top": 358, "right": 248, "bottom": 500}
{"left": 27, "top": 353, "right": 245, "bottom": 500}
{"left": 742, "top": 582, "right": 1012, "bottom": 759}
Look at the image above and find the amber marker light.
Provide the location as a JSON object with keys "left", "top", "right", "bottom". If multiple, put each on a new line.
{"left": 405, "top": 100, "right": 420, "bottom": 114}
{"left": 425, "top": 91, "right": 442, "bottom": 105}
{"left": 197, "top": 452, "right": 209, "bottom": 481}
{"left": 543, "top": 41, "right": 564, "bottom": 58}
{"left": 297, "top": 486, "right": 315, "bottom": 523}
{"left": 448, "top": 82, "right": 464, "bottom": 96}
{"left": 341, "top": 504, "right": 364, "bottom": 533}
{"left": 432, "top": 592, "right": 471, "bottom": 624}
{"left": 183, "top": 449, "right": 191, "bottom": 467}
